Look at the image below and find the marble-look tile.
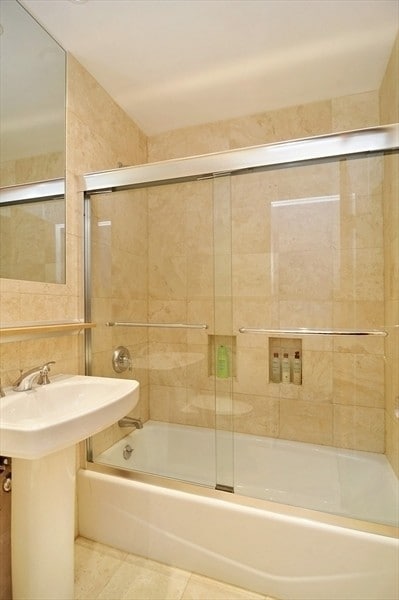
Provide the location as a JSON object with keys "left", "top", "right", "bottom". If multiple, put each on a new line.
{"left": 300, "top": 350, "right": 333, "bottom": 403}
{"left": 278, "top": 249, "right": 333, "bottom": 302}
{"left": 332, "top": 91, "right": 379, "bottom": 131}
{"left": 379, "top": 33, "right": 399, "bottom": 124}
{"left": 97, "top": 553, "right": 191, "bottom": 600}
{"left": 74, "top": 537, "right": 127, "bottom": 600}
{"left": 232, "top": 254, "right": 272, "bottom": 299}
{"left": 0, "top": 292, "right": 21, "bottom": 323}
{"left": 332, "top": 353, "right": 385, "bottom": 408}
{"left": 231, "top": 393, "right": 280, "bottom": 437}
{"left": 385, "top": 413, "right": 399, "bottom": 479}
{"left": 74, "top": 538, "right": 276, "bottom": 600}
{"left": 279, "top": 300, "right": 333, "bottom": 329}
{"left": 148, "top": 122, "right": 230, "bottom": 161}
{"left": 280, "top": 399, "right": 333, "bottom": 446}
{"left": 182, "top": 573, "right": 266, "bottom": 599}
{"left": 333, "top": 405, "right": 385, "bottom": 452}
{"left": 333, "top": 300, "right": 385, "bottom": 331}
{"left": 234, "top": 346, "right": 269, "bottom": 396}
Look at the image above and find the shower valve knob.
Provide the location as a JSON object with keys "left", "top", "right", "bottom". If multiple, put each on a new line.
{"left": 112, "top": 346, "right": 132, "bottom": 373}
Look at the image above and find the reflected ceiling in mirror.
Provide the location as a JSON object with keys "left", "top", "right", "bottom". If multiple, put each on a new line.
{"left": 0, "top": 0, "right": 66, "bottom": 186}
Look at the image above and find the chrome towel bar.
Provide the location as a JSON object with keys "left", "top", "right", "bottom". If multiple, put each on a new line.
{"left": 106, "top": 321, "right": 208, "bottom": 330}
{"left": 238, "top": 327, "right": 388, "bottom": 337}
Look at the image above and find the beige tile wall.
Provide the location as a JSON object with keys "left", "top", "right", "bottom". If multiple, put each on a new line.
{"left": 130, "top": 143, "right": 387, "bottom": 454}
{"left": 146, "top": 81, "right": 395, "bottom": 455}
{"left": 148, "top": 91, "right": 378, "bottom": 160}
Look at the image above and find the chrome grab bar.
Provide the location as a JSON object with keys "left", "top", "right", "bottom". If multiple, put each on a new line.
{"left": 238, "top": 327, "right": 387, "bottom": 337}
{"left": 106, "top": 321, "right": 208, "bottom": 330}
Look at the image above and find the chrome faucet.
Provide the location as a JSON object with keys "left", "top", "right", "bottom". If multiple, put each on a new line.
{"left": 12, "top": 361, "right": 56, "bottom": 392}
{"left": 118, "top": 417, "right": 143, "bottom": 429}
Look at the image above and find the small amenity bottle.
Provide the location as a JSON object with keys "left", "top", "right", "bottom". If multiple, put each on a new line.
{"left": 293, "top": 350, "right": 302, "bottom": 385}
{"left": 216, "top": 345, "right": 230, "bottom": 378}
{"left": 281, "top": 352, "right": 290, "bottom": 383}
{"left": 271, "top": 352, "right": 281, "bottom": 383}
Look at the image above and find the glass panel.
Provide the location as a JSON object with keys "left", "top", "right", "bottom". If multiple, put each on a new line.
{"left": 88, "top": 181, "right": 218, "bottom": 488}
{"left": 213, "top": 176, "right": 234, "bottom": 491}
{"left": 231, "top": 153, "right": 398, "bottom": 526}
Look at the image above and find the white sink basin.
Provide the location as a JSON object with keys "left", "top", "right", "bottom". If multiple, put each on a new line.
{"left": 0, "top": 374, "right": 139, "bottom": 459}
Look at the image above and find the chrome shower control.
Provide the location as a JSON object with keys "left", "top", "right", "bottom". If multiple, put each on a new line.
{"left": 112, "top": 346, "right": 132, "bottom": 373}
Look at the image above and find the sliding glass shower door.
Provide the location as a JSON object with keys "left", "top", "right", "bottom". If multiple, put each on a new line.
{"left": 85, "top": 126, "right": 398, "bottom": 526}
{"left": 87, "top": 178, "right": 235, "bottom": 490}
{"left": 229, "top": 154, "right": 398, "bottom": 525}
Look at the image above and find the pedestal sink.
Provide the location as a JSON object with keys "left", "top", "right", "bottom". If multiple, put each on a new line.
{"left": 0, "top": 374, "right": 140, "bottom": 600}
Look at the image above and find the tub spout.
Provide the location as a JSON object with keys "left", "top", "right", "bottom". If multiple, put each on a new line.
{"left": 118, "top": 417, "right": 143, "bottom": 429}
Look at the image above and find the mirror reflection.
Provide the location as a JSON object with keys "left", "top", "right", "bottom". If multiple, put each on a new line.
{"left": 0, "top": 0, "right": 66, "bottom": 186}
{"left": 0, "top": 0, "right": 66, "bottom": 284}
{"left": 0, "top": 193, "right": 65, "bottom": 284}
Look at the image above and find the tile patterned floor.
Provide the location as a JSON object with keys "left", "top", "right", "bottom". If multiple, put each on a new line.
{"left": 75, "top": 537, "right": 277, "bottom": 600}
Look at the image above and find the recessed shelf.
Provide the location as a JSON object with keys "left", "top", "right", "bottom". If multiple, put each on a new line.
{"left": 269, "top": 337, "right": 302, "bottom": 385}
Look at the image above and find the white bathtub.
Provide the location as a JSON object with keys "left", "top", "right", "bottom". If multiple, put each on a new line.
{"left": 78, "top": 421, "right": 399, "bottom": 600}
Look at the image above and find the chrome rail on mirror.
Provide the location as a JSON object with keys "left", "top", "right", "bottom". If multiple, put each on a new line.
{"left": 238, "top": 327, "right": 388, "bottom": 337}
{"left": 0, "top": 178, "right": 65, "bottom": 205}
{"left": 106, "top": 322, "right": 208, "bottom": 330}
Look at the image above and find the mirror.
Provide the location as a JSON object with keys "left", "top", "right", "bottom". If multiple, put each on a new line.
{"left": 0, "top": 193, "right": 65, "bottom": 284}
{"left": 0, "top": 0, "right": 66, "bottom": 284}
{"left": 0, "top": 0, "right": 66, "bottom": 185}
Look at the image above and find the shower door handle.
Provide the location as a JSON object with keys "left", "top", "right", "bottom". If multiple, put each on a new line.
{"left": 238, "top": 327, "right": 388, "bottom": 336}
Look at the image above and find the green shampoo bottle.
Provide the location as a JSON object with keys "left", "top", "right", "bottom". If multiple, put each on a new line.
{"left": 216, "top": 345, "right": 230, "bottom": 378}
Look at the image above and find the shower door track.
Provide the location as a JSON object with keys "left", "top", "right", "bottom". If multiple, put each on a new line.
{"left": 82, "top": 124, "right": 399, "bottom": 193}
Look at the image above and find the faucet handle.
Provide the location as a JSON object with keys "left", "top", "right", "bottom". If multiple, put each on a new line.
{"left": 37, "top": 361, "right": 56, "bottom": 385}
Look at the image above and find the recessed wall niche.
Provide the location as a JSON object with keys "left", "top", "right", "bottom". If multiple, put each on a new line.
{"left": 269, "top": 338, "right": 302, "bottom": 385}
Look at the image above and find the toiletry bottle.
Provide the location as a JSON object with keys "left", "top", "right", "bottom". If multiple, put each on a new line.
{"left": 293, "top": 350, "right": 302, "bottom": 385}
{"left": 281, "top": 352, "right": 290, "bottom": 383}
{"left": 271, "top": 352, "right": 281, "bottom": 383}
{"left": 216, "top": 345, "right": 230, "bottom": 378}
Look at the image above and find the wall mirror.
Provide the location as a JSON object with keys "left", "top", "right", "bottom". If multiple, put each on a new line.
{"left": 0, "top": 0, "right": 66, "bottom": 284}
{"left": 0, "top": 181, "right": 65, "bottom": 284}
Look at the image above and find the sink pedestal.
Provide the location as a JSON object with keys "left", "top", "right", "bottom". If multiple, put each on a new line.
{"left": 12, "top": 446, "right": 75, "bottom": 600}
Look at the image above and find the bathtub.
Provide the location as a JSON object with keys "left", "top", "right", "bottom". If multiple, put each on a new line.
{"left": 78, "top": 421, "right": 399, "bottom": 600}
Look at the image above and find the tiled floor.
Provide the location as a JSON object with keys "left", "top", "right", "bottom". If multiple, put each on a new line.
{"left": 75, "top": 537, "right": 277, "bottom": 600}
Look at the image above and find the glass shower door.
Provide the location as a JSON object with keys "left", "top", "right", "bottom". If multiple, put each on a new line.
{"left": 229, "top": 153, "right": 398, "bottom": 526}
{"left": 87, "top": 177, "right": 234, "bottom": 490}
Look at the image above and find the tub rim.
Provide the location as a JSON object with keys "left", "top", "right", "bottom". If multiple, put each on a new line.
{"left": 83, "top": 460, "right": 399, "bottom": 541}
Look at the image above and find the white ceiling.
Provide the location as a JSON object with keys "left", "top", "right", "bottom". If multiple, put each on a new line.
{"left": 19, "top": 0, "right": 399, "bottom": 136}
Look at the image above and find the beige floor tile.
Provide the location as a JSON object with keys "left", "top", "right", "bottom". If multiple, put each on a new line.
{"left": 75, "top": 538, "right": 279, "bottom": 600}
{"left": 74, "top": 537, "right": 127, "bottom": 599}
{"left": 181, "top": 573, "right": 266, "bottom": 600}
{"left": 97, "top": 554, "right": 191, "bottom": 600}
